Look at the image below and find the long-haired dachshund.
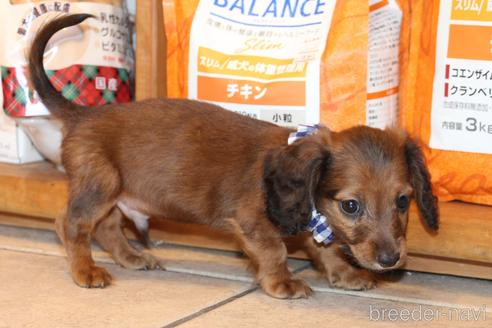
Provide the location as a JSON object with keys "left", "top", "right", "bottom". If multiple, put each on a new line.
{"left": 28, "top": 14, "right": 438, "bottom": 299}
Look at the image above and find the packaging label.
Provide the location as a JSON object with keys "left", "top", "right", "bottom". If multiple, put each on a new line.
{"left": 366, "top": 0, "right": 402, "bottom": 129}
{"left": 0, "top": 104, "right": 18, "bottom": 160}
{"left": 430, "top": 0, "right": 492, "bottom": 154}
{"left": 188, "top": 0, "right": 337, "bottom": 126}
{"left": 0, "top": 1, "right": 133, "bottom": 117}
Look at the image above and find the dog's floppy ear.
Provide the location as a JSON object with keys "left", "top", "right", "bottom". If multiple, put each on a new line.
{"left": 405, "top": 138, "right": 439, "bottom": 231}
{"left": 263, "top": 132, "right": 331, "bottom": 235}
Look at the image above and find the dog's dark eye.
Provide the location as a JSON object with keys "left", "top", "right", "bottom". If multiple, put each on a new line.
{"left": 396, "top": 195, "right": 410, "bottom": 212}
{"left": 340, "top": 199, "right": 360, "bottom": 216}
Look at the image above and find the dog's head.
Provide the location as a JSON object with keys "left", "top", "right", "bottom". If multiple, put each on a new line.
{"left": 263, "top": 126, "right": 438, "bottom": 271}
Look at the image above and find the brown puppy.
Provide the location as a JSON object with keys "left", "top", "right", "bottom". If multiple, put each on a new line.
{"left": 29, "top": 14, "right": 438, "bottom": 299}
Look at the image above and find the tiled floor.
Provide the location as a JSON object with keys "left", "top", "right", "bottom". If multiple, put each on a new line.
{"left": 0, "top": 224, "right": 490, "bottom": 328}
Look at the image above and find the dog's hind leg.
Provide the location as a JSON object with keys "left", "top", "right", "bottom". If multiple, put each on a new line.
{"left": 304, "top": 237, "right": 376, "bottom": 290}
{"left": 58, "top": 156, "right": 121, "bottom": 288}
{"left": 231, "top": 215, "right": 313, "bottom": 299}
{"left": 93, "top": 207, "right": 162, "bottom": 270}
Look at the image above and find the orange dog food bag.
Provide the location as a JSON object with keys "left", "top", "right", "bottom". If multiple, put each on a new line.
{"left": 400, "top": 0, "right": 492, "bottom": 205}
{"left": 163, "top": 0, "right": 407, "bottom": 131}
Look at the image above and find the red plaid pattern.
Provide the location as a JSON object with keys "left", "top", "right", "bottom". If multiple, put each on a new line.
{"left": 78, "top": 79, "right": 102, "bottom": 105}
{"left": 1, "top": 66, "right": 27, "bottom": 116}
{"left": 1, "top": 64, "right": 132, "bottom": 117}
{"left": 98, "top": 66, "right": 118, "bottom": 80}
{"left": 116, "top": 83, "right": 131, "bottom": 103}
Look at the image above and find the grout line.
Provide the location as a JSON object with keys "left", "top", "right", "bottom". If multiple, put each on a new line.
{"left": 0, "top": 245, "right": 309, "bottom": 284}
{"left": 1, "top": 244, "right": 489, "bottom": 313}
{"left": 292, "top": 263, "right": 312, "bottom": 274}
{"left": 149, "top": 240, "right": 244, "bottom": 258}
{"left": 163, "top": 266, "right": 253, "bottom": 283}
{"left": 310, "top": 285, "right": 492, "bottom": 313}
{"left": 162, "top": 263, "right": 314, "bottom": 327}
{"left": 161, "top": 287, "right": 259, "bottom": 328}
{"left": 0, "top": 245, "right": 65, "bottom": 258}
{"left": 0, "top": 245, "right": 253, "bottom": 282}
{"left": 291, "top": 262, "right": 491, "bottom": 313}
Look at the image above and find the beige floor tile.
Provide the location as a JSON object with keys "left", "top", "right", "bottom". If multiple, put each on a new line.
{"left": 155, "top": 243, "right": 309, "bottom": 282}
{"left": 179, "top": 289, "right": 489, "bottom": 328}
{"left": 0, "top": 224, "right": 310, "bottom": 283}
{"left": 0, "top": 249, "right": 251, "bottom": 328}
{"left": 1, "top": 225, "right": 490, "bottom": 328}
{"left": 300, "top": 268, "right": 492, "bottom": 312}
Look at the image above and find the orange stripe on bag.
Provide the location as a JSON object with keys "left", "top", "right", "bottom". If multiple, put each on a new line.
{"left": 367, "top": 87, "right": 399, "bottom": 100}
{"left": 197, "top": 76, "right": 305, "bottom": 106}
{"left": 370, "top": 0, "right": 389, "bottom": 12}
{"left": 448, "top": 25, "right": 492, "bottom": 61}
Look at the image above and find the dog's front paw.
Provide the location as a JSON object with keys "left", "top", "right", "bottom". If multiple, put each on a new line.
{"left": 117, "top": 252, "right": 163, "bottom": 271}
{"left": 262, "top": 277, "right": 313, "bottom": 299}
{"left": 327, "top": 266, "right": 376, "bottom": 291}
{"left": 72, "top": 265, "right": 112, "bottom": 288}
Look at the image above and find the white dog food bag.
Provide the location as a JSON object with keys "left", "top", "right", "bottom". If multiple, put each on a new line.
{"left": 0, "top": 102, "right": 43, "bottom": 163}
{"left": 0, "top": 0, "right": 133, "bottom": 163}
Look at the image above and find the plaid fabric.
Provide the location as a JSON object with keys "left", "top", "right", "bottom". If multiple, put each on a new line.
{"left": 288, "top": 124, "right": 322, "bottom": 145}
{"left": 1, "top": 66, "right": 27, "bottom": 116}
{"left": 1, "top": 64, "right": 132, "bottom": 118}
{"left": 287, "top": 124, "right": 334, "bottom": 244}
{"left": 308, "top": 209, "right": 334, "bottom": 245}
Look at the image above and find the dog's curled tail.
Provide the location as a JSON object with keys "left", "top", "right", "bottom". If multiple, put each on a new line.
{"left": 28, "top": 14, "right": 95, "bottom": 122}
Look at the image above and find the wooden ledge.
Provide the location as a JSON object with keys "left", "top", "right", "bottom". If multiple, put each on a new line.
{"left": 0, "top": 162, "right": 67, "bottom": 219}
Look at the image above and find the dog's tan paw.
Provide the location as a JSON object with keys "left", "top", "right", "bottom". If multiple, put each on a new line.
{"left": 117, "top": 252, "right": 163, "bottom": 271}
{"left": 73, "top": 265, "right": 112, "bottom": 288}
{"left": 263, "top": 278, "right": 313, "bottom": 299}
{"left": 327, "top": 266, "right": 376, "bottom": 291}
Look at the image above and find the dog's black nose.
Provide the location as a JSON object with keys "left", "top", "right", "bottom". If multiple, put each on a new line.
{"left": 377, "top": 252, "right": 400, "bottom": 268}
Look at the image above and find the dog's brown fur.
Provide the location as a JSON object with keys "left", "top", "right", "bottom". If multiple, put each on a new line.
{"left": 29, "top": 14, "right": 438, "bottom": 298}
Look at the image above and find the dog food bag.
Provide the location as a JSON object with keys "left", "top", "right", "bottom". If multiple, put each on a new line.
{"left": 0, "top": 108, "right": 43, "bottom": 163}
{"left": 1, "top": 0, "right": 133, "bottom": 117}
{"left": 400, "top": 0, "right": 492, "bottom": 205}
{"left": 163, "top": 0, "right": 407, "bottom": 130}
{"left": 0, "top": 0, "right": 134, "bottom": 163}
